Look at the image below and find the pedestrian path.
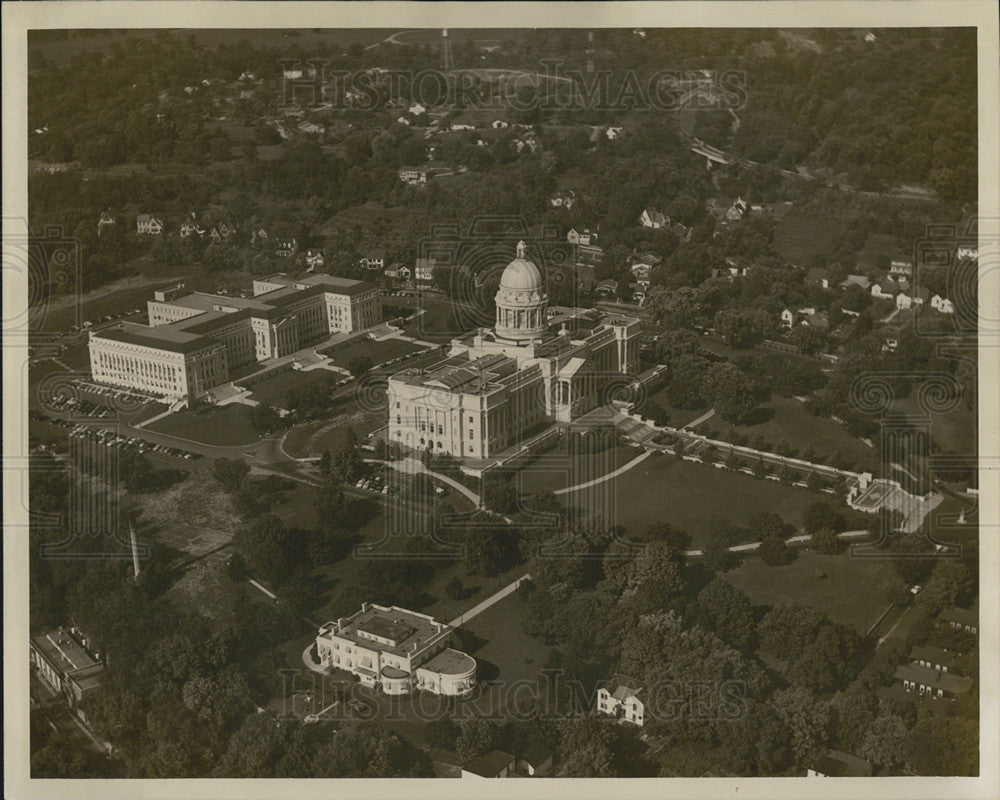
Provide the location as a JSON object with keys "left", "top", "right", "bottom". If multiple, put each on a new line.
{"left": 448, "top": 574, "right": 532, "bottom": 628}
{"left": 554, "top": 449, "right": 652, "bottom": 496}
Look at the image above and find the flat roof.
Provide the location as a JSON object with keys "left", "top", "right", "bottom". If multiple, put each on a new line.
{"left": 95, "top": 323, "right": 214, "bottom": 354}
{"left": 31, "top": 630, "right": 101, "bottom": 676}
{"left": 421, "top": 647, "right": 476, "bottom": 676}
{"left": 323, "top": 604, "right": 450, "bottom": 659}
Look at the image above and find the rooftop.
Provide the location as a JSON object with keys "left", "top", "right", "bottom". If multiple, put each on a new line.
{"left": 420, "top": 647, "right": 476, "bottom": 676}
{"left": 813, "top": 750, "right": 871, "bottom": 777}
{"left": 464, "top": 749, "right": 515, "bottom": 777}
{"left": 320, "top": 604, "right": 451, "bottom": 659}
{"left": 894, "top": 663, "right": 974, "bottom": 695}
{"left": 31, "top": 629, "right": 102, "bottom": 677}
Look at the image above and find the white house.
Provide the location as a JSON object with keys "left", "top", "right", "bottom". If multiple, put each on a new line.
{"left": 889, "top": 259, "right": 912, "bottom": 280}
{"left": 304, "top": 250, "right": 325, "bottom": 271}
{"left": 807, "top": 750, "right": 872, "bottom": 777}
{"left": 726, "top": 197, "right": 748, "bottom": 222}
{"left": 136, "top": 214, "right": 164, "bottom": 235}
{"left": 414, "top": 257, "right": 437, "bottom": 283}
{"left": 97, "top": 211, "right": 116, "bottom": 236}
{"left": 639, "top": 208, "right": 667, "bottom": 229}
{"left": 931, "top": 294, "right": 955, "bottom": 314}
{"left": 567, "top": 228, "right": 597, "bottom": 246}
{"left": 596, "top": 674, "right": 645, "bottom": 726}
{"left": 462, "top": 750, "right": 515, "bottom": 779}
{"left": 871, "top": 279, "right": 902, "bottom": 300}
{"left": 396, "top": 116, "right": 411, "bottom": 126}
{"left": 398, "top": 166, "right": 428, "bottom": 185}
{"left": 385, "top": 263, "right": 411, "bottom": 280}
{"left": 550, "top": 191, "right": 576, "bottom": 209}
{"left": 408, "top": 102, "right": 426, "bottom": 116}
{"left": 360, "top": 249, "right": 386, "bottom": 272}
{"left": 491, "top": 119, "right": 509, "bottom": 129}
{"left": 605, "top": 126, "right": 624, "bottom": 140}
{"left": 780, "top": 308, "right": 796, "bottom": 329}
{"left": 956, "top": 245, "right": 978, "bottom": 261}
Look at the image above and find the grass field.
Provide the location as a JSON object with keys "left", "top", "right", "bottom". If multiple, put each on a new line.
{"left": 324, "top": 337, "right": 425, "bottom": 369}
{"left": 245, "top": 367, "right": 344, "bottom": 408}
{"left": 517, "top": 442, "right": 641, "bottom": 495}
{"left": 638, "top": 387, "right": 709, "bottom": 429}
{"left": 707, "top": 395, "right": 880, "bottom": 471}
{"left": 281, "top": 403, "right": 383, "bottom": 459}
{"left": 723, "top": 549, "right": 903, "bottom": 635}
{"left": 562, "top": 453, "right": 824, "bottom": 545}
{"left": 146, "top": 403, "right": 261, "bottom": 446}
{"left": 892, "top": 392, "right": 975, "bottom": 456}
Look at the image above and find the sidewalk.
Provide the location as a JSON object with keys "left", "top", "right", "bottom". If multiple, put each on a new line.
{"left": 449, "top": 574, "right": 532, "bottom": 628}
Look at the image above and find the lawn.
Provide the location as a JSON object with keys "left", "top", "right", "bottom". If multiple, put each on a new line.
{"left": 281, "top": 405, "right": 383, "bottom": 459}
{"left": 324, "top": 337, "right": 426, "bottom": 369}
{"left": 723, "top": 549, "right": 903, "bottom": 635}
{"left": 516, "top": 441, "right": 641, "bottom": 495}
{"left": 561, "top": 452, "right": 824, "bottom": 546}
{"left": 892, "top": 391, "right": 975, "bottom": 456}
{"left": 244, "top": 367, "right": 344, "bottom": 408}
{"left": 146, "top": 403, "right": 261, "bottom": 446}
{"left": 401, "top": 300, "right": 482, "bottom": 342}
{"left": 638, "top": 386, "right": 709, "bottom": 429}
{"left": 707, "top": 395, "right": 880, "bottom": 472}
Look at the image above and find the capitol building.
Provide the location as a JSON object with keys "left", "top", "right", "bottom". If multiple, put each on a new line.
{"left": 387, "top": 241, "right": 641, "bottom": 460}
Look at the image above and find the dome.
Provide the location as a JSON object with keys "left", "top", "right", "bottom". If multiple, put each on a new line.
{"left": 499, "top": 242, "right": 544, "bottom": 292}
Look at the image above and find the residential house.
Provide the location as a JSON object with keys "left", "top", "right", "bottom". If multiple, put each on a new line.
{"left": 911, "top": 644, "right": 958, "bottom": 674}
{"left": 596, "top": 674, "right": 645, "bottom": 726}
{"left": 360, "top": 249, "right": 386, "bottom": 272}
{"left": 275, "top": 238, "right": 298, "bottom": 257}
{"left": 630, "top": 257, "right": 658, "bottom": 286}
{"left": 726, "top": 197, "right": 749, "bottom": 222}
{"left": 782, "top": 307, "right": 827, "bottom": 330}
{"left": 894, "top": 662, "right": 973, "bottom": 699}
{"left": 931, "top": 294, "right": 955, "bottom": 314}
{"left": 639, "top": 208, "right": 667, "bottom": 229}
{"left": 396, "top": 116, "right": 411, "bottom": 126}
{"left": 516, "top": 744, "right": 553, "bottom": 777}
{"left": 840, "top": 274, "right": 871, "bottom": 290}
{"left": 567, "top": 228, "right": 597, "bottom": 246}
{"left": 806, "top": 267, "right": 831, "bottom": 289}
{"left": 415, "top": 257, "right": 437, "bottom": 283}
{"left": 941, "top": 604, "right": 978, "bottom": 635}
{"left": 956, "top": 245, "right": 978, "bottom": 261}
{"left": 605, "top": 125, "right": 624, "bottom": 140}
{"left": 298, "top": 121, "right": 325, "bottom": 135}
{"left": 136, "top": 214, "right": 164, "bottom": 235}
{"left": 889, "top": 259, "right": 913, "bottom": 281}
{"left": 491, "top": 119, "right": 509, "bottom": 129}
{"left": 450, "top": 123, "right": 476, "bottom": 131}
{"left": 864, "top": 32, "right": 877, "bottom": 43}
{"left": 462, "top": 749, "right": 515, "bottom": 779}
{"left": 871, "top": 278, "right": 902, "bottom": 301}
{"left": 807, "top": 750, "right": 872, "bottom": 778}
{"left": 780, "top": 308, "right": 796, "bottom": 329}
{"left": 97, "top": 211, "right": 116, "bottom": 236}
{"left": 251, "top": 227, "right": 269, "bottom": 246}
{"left": 398, "top": 166, "right": 429, "bottom": 186}
{"left": 549, "top": 191, "right": 576, "bottom": 209}
{"left": 304, "top": 250, "right": 325, "bottom": 271}
{"left": 384, "top": 263, "right": 411, "bottom": 281}
{"left": 595, "top": 279, "right": 619, "bottom": 298}
{"left": 896, "top": 286, "right": 929, "bottom": 310}
{"left": 630, "top": 283, "right": 647, "bottom": 305}
{"left": 408, "top": 102, "right": 426, "bottom": 116}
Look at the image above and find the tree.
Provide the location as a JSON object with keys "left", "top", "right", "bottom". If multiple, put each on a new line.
{"left": 694, "top": 577, "right": 756, "bottom": 652}
{"left": 213, "top": 457, "right": 249, "bottom": 494}
{"left": 801, "top": 500, "right": 846, "bottom": 533}
{"left": 770, "top": 687, "right": 829, "bottom": 766}
{"left": 331, "top": 428, "right": 362, "bottom": 483}
{"left": 758, "top": 535, "right": 794, "bottom": 566}
{"left": 860, "top": 712, "right": 908, "bottom": 771}
{"left": 455, "top": 718, "right": 499, "bottom": 763}
{"left": 250, "top": 403, "right": 282, "bottom": 434}
{"left": 810, "top": 528, "right": 844, "bottom": 555}
{"left": 905, "top": 715, "right": 978, "bottom": 776}
{"left": 787, "top": 622, "right": 863, "bottom": 693}
{"left": 314, "top": 474, "right": 346, "bottom": 534}
{"left": 700, "top": 362, "right": 764, "bottom": 424}
{"left": 424, "top": 717, "right": 458, "bottom": 750}
{"left": 915, "top": 559, "right": 974, "bottom": 615}
{"left": 347, "top": 355, "right": 373, "bottom": 379}
{"left": 758, "top": 604, "right": 825, "bottom": 662}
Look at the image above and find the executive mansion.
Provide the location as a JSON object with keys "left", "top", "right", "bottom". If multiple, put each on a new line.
{"left": 87, "top": 274, "right": 380, "bottom": 402}
{"left": 316, "top": 604, "right": 477, "bottom": 696}
{"left": 387, "top": 242, "right": 641, "bottom": 460}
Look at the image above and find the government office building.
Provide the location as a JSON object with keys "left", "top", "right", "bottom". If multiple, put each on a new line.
{"left": 387, "top": 241, "right": 641, "bottom": 460}
{"left": 88, "top": 273, "right": 380, "bottom": 402}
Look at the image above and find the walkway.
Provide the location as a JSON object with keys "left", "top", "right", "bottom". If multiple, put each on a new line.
{"left": 684, "top": 408, "right": 716, "bottom": 430}
{"left": 682, "top": 529, "right": 871, "bottom": 557}
{"left": 379, "top": 456, "right": 481, "bottom": 506}
{"left": 553, "top": 449, "right": 652, "bottom": 496}
{"left": 448, "top": 574, "right": 532, "bottom": 628}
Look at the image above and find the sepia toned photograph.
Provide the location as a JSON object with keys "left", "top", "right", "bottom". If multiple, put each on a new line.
{"left": 4, "top": 3, "right": 998, "bottom": 798}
